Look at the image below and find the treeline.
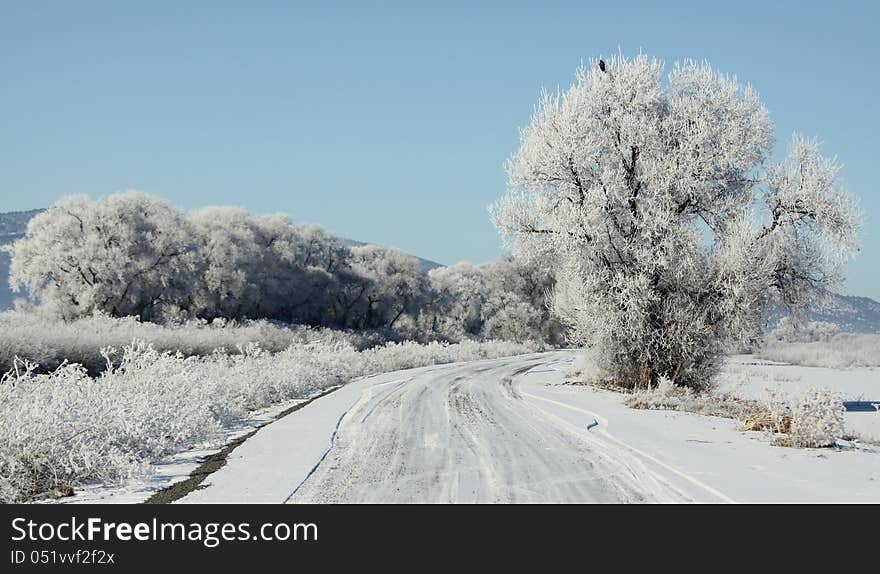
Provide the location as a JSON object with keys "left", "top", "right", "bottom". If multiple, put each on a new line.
{"left": 5, "top": 192, "right": 562, "bottom": 344}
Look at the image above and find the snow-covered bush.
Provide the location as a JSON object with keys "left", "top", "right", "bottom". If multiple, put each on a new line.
{"left": 0, "top": 308, "right": 546, "bottom": 379}
{"left": 740, "top": 387, "right": 844, "bottom": 447}
{"left": 0, "top": 349, "right": 225, "bottom": 504}
{"left": 492, "top": 54, "right": 862, "bottom": 390}
{"left": 0, "top": 338, "right": 535, "bottom": 502}
{"left": 0, "top": 360, "right": 143, "bottom": 503}
{"left": 789, "top": 387, "right": 845, "bottom": 448}
{"left": 756, "top": 333, "right": 880, "bottom": 368}
{"left": 741, "top": 389, "right": 793, "bottom": 436}
{"left": 627, "top": 379, "right": 845, "bottom": 449}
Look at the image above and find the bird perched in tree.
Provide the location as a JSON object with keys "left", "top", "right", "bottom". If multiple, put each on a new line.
{"left": 598, "top": 59, "right": 606, "bottom": 72}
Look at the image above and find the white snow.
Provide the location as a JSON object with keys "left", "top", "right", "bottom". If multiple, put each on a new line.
{"left": 522, "top": 355, "right": 880, "bottom": 503}
{"left": 177, "top": 351, "right": 880, "bottom": 504}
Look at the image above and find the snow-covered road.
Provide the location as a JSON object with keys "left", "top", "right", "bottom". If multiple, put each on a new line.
{"left": 182, "top": 351, "right": 735, "bottom": 503}
{"left": 291, "top": 357, "right": 682, "bottom": 503}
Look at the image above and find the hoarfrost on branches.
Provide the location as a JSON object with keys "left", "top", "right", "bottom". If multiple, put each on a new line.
{"left": 492, "top": 54, "right": 861, "bottom": 389}
{"left": 4, "top": 192, "right": 564, "bottom": 345}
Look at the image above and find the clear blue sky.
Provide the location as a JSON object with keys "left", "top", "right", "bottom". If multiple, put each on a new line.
{"left": 1, "top": 0, "right": 878, "bottom": 299}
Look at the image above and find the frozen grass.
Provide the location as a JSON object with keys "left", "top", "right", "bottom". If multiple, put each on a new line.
{"left": 756, "top": 333, "right": 880, "bottom": 368}
{"left": 0, "top": 310, "right": 433, "bottom": 375}
{"left": 625, "top": 377, "right": 757, "bottom": 420}
{"left": 0, "top": 338, "right": 536, "bottom": 503}
{"left": 738, "top": 387, "right": 846, "bottom": 448}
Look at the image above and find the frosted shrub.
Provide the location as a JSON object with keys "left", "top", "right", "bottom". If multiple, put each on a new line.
{"left": 627, "top": 376, "right": 846, "bottom": 449}
{"left": 104, "top": 344, "right": 229, "bottom": 453}
{"left": 789, "top": 387, "right": 845, "bottom": 448}
{"left": 655, "top": 375, "right": 676, "bottom": 397}
{"left": 740, "top": 387, "right": 844, "bottom": 447}
{"left": 0, "top": 361, "right": 151, "bottom": 503}
{"left": 0, "top": 311, "right": 370, "bottom": 375}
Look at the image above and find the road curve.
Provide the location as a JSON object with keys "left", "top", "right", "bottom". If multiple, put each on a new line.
{"left": 289, "top": 353, "right": 690, "bottom": 503}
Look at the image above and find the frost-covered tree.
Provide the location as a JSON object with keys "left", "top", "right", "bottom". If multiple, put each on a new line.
{"left": 188, "top": 209, "right": 307, "bottom": 321}
{"left": 188, "top": 207, "right": 266, "bottom": 320}
{"left": 424, "top": 256, "right": 562, "bottom": 344}
{"left": 291, "top": 224, "right": 349, "bottom": 275}
{"left": 349, "top": 245, "right": 428, "bottom": 329}
{"left": 287, "top": 224, "right": 357, "bottom": 326}
{"left": 481, "top": 256, "right": 563, "bottom": 344}
{"left": 492, "top": 55, "right": 861, "bottom": 389}
{"left": 247, "top": 213, "right": 309, "bottom": 320}
{"left": 426, "top": 263, "right": 488, "bottom": 336}
{"left": 6, "top": 192, "right": 202, "bottom": 321}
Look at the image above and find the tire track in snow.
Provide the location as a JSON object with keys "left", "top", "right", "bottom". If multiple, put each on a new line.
{"left": 282, "top": 377, "right": 410, "bottom": 503}
{"left": 289, "top": 355, "right": 699, "bottom": 503}
{"left": 520, "top": 391, "right": 736, "bottom": 503}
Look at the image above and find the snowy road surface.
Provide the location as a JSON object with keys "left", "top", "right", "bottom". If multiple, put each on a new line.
{"left": 181, "top": 352, "right": 736, "bottom": 503}
{"left": 290, "top": 357, "right": 690, "bottom": 503}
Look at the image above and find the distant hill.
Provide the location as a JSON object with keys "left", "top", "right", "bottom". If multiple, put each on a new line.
{"left": 0, "top": 208, "right": 43, "bottom": 240}
{"left": 766, "top": 292, "right": 880, "bottom": 334}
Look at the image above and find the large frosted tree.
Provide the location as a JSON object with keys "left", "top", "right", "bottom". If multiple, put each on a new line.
{"left": 7, "top": 192, "right": 201, "bottom": 321}
{"left": 492, "top": 55, "right": 861, "bottom": 389}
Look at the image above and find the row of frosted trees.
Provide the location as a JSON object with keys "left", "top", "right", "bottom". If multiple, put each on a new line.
{"left": 5, "top": 192, "right": 562, "bottom": 343}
